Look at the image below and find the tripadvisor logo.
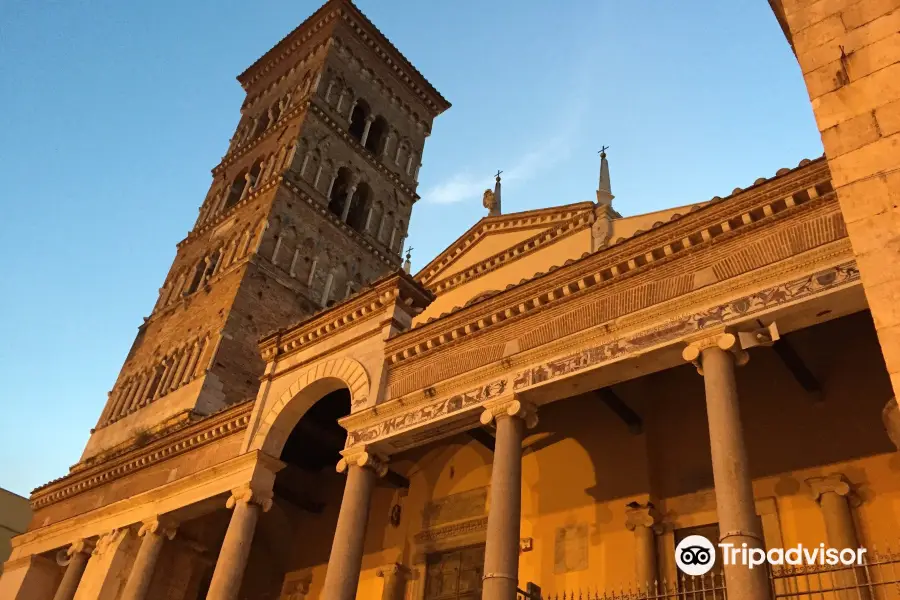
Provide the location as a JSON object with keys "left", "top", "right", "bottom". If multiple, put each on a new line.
{"left": 676, "top": 535, "right": 717, "bottom": 576}
{"left": 675, "top": 535, "right": 868, "bottom": 575}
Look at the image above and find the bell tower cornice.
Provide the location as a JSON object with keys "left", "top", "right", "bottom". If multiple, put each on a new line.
{"left": 236, "top": 0, "right": 450, "bottom": 117}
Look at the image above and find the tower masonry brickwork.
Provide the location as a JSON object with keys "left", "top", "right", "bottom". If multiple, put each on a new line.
{"left": 82, "top": 0, "right": 450, "bottom": 465}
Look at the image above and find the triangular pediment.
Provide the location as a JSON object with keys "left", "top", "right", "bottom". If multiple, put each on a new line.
{"left": 416, "top": 202, "right": 595, "bottom": 288}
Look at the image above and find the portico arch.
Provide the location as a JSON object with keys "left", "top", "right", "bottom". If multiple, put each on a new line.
{"left": 250, "top": 357, "right": 369, "bottom": 456}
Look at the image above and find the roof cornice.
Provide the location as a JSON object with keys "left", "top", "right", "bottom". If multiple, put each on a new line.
{"left": 30, "top": 401, "right": 254, "bottom": 510}
{"left": 386, "top": 158, "right": 833, "bottom": 368}
{"left": 259, "top": 270, "right": 433, "bottom": 362}
{"left": 415, "top": 202, "right": 596, "bottom": 286}
{"left": 237, "top": 0, "right": 449, "bottom": 116}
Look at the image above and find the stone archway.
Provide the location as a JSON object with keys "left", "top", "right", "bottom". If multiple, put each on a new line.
{"left": 250, "top": 357, "right": 369, "bottom": 456}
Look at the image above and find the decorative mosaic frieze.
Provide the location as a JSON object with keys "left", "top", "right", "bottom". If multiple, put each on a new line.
{"left": 345, "top": 378, "right": 507, "bottom": 446}
{"left": 347, "top": 261, "right": 858, "bottom": 447}
{"left": 512, "top": 261, "right": 858, "bottom": 390}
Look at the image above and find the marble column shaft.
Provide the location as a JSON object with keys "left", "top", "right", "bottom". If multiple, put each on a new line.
{"left": 206, "top": 487, "right": 272, "bottom": 600}
{"left": 120, "top": 519, "right": 175, "bottom": 600}
{"left": 321, "top": 451, "right": 386, "bottom": 600}
{"left": 480, "top": 399, "right": 537, "bottom": 600}
{"left": 684, "top": 335, "right": 770, "bottom": 600}
{"left": 52, "top": 542, "right": 91, "bottom": 600}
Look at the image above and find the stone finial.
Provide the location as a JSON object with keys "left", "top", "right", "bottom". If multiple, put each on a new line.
{"left": 483, "top": 171, "right": 502, "bottom": 217}
{"left": 596, "top": 148, "right": 614, "bottom": 207}
{"left": 227, "top": 485, "right": 274, "bottom": 512}
{"left": 807, "top": 473, "right": 860, "bottom": 506}
{"left": 337, "top": 447, "right": 389, "bottom": 477}
{"left": 480, "top": 397, "right": 538, "bottom": 429}
{"left": 403, "top": 247, "right": 413, "bottom": 274}
{"left": 625, "top": 501, "right": 662, "bottom": 533}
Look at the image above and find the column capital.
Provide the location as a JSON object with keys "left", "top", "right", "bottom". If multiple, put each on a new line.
{"left": 57, "top": 538, "right": 95, "bottom": 565}
{"left": 93, "top": 529, "right": 127, "bottom": 556}
{"left": 480, "top": 396, "right": 538, "bottom": 429}
{"left": 682, "top": 330, "right": 749, "bottom": 374}
{"left": 138, "top": 517, "right": 177, "bottom": 540}
{"left": 226, "top": 484, "right": 274, "bottom": 512}
{"left": 807, "top": 473, "right": 861, "bottom": 506}
{"left": 337, "top": 446, "right": 389, "bottom": 477}
{"left": 625, "top": 501, "right": 662, "bottom": 533}
{"left": 376, "top": 562, "right": 411, "bottom": 579}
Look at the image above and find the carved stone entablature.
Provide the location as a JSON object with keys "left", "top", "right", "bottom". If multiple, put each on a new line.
{"left": 344, "top": 260, "right": 859, "bottom": 449}
{"left": 343, "top": 378, "right": 508, "bottom": 447}
{"left": 510, "top": 261, "right": 858, "bottom": 392}
{"left": 416, "top": 203, "right": 596, "bottom": 287}
{"left": 30, "top": 401, "right": 254, "bottom": 510}
{"left": 258, "top": 271, "right": 432, "bottom": 363}
{"left": 384, "top": 160, "right": 838, "bottom": 390}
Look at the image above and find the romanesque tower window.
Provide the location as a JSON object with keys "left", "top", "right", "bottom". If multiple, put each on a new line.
{"left": 346, "top": 182, "right": 371, "bottom": 233}
{"left": 348, "top": 100, "right": 371, "bottom": 141}
{"left": 364, "top": 115, "right": 388, "bottom": 154}
{"left": 328, "top": 167, "right": 352, "bottom": 219}
{"left": 224, "top": 170, "right": 248, "bottom": 210}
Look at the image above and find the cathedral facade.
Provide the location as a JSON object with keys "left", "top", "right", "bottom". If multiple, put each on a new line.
{"left": 3, "top": 1, "right": 900, "bottom": 600}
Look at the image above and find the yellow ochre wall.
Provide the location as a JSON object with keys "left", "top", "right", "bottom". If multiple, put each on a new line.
{"left": 261, "top": 311, "right": 899, "bottom": 598}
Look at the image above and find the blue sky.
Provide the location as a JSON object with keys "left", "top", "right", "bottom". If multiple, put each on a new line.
{"left": 0, "top": 0, "right": 821, "bottom": 497}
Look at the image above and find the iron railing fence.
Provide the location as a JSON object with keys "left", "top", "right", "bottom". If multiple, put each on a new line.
{"left": 770, "top": 545, "right": 900, "bottom": 599}
{"left": 542, "top": 571, "right": 727, "bottom": 600}
{"left": 536, "top": 546, "right": 900, "bottom": 600}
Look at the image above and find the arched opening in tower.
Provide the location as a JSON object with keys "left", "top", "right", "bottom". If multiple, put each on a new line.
{"left": 328, "top": 167, "right": 353, "bottom": 220}
{"left": 364, "top": 116, "right": 388, "bottom": 154}
{"left": 348, "top": 100, "right": 370, "bottom": 142}
{"left": 223, "top": 170, "right": 248, "bottom": 210}
{"left": 346, "top": 182, "right": 371, "bottom": 233}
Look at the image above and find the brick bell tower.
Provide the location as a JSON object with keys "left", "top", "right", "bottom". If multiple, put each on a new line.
{"left": 83, "top": 0, "right": 450, "bottom": 463}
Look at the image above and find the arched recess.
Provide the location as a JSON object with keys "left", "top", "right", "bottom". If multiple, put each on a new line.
{"left": 328, "top": 167, "right": 353, "bottom": 218}
{"left": 346, "top": 182, "right": 371, "bottom": 232}
{"left": 250, "top": 357, "right": 370, "bottom": 457}
{"left": 348, "top": 99, "right": 371, "bottom": 141}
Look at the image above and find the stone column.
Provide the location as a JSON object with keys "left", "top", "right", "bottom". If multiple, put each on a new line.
{"left": 683, "top": 333, "right": 770, "bottom": 600}
{"left": 341, "top": 183, "right": 359, "bottom": 222}
{"left": 206, "top": 486, "right": 273, "bottom": 600}
{"left": 376, "top": 563, "right": 411, "bottom": 600}
{"left": 360, "top": 115, "right": 375, "bottom": 147}
{"left": 808, "top": 474, "right": 869, "bottom": 598}
{"left": 120, "top": 518, "right": 176, "bottom": 600}
{"left": 53, "top": 540, "right": 92, "bottom": 600}
{"left": 480, "top": 398, "right": 538, "bottom": 600}
{"left": 321, "top": 450, "right": 388, "bottom": 600}
{"left": 625, "top": 502, "right": 660, "bottom": 589}
{"left": 326, "top": 172, "right": 339, "bottom": 199}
